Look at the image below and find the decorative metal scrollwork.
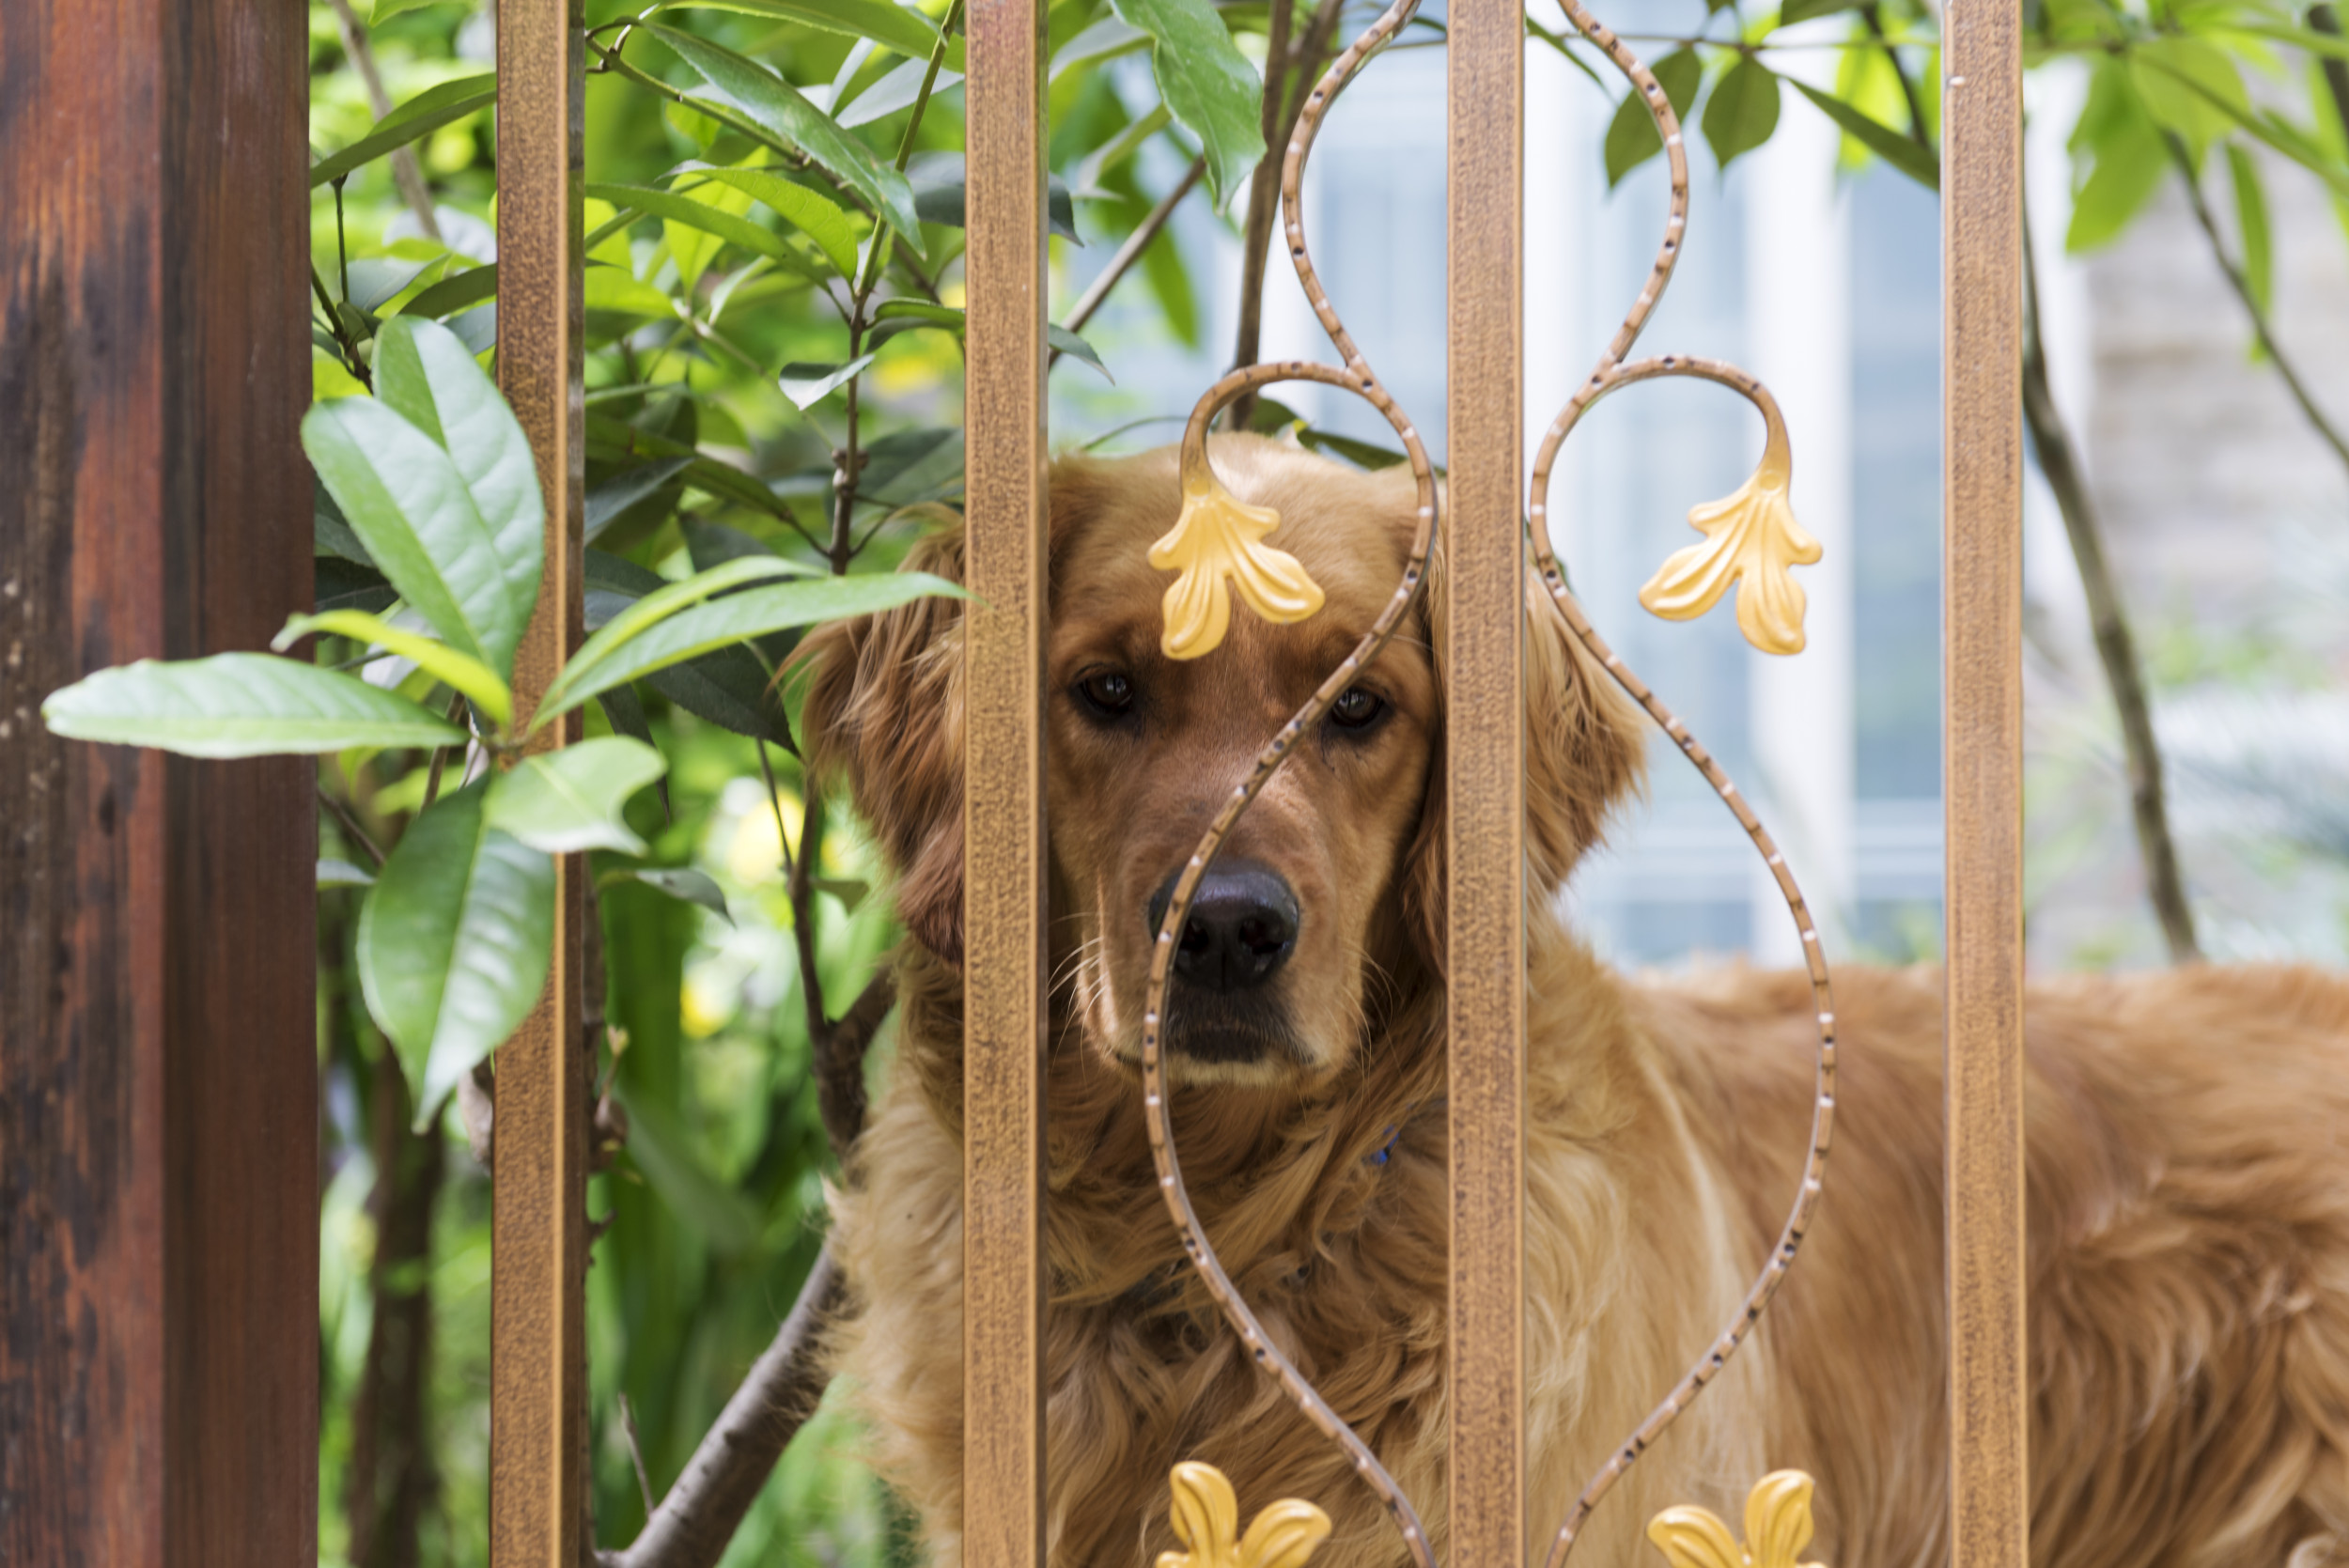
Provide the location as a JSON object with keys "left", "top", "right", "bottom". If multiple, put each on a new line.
{"left": 1134, "top": 0, "right": 1843, "bottom": 1559}
{"left": 1645, "top": 1471, "right": 1829, "bottom": 1568}
{"left": 1155, "top": 1462, "right": 1334, "bottom": 1568}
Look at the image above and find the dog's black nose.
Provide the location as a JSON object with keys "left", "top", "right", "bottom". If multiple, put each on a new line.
{"left": 1146, "top": 862, "right": 1299, "bottom": 993}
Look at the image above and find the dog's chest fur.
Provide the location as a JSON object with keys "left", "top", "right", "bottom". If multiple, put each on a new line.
{"left": 828, "top": 941, "right": 1790, "bottom": 1568}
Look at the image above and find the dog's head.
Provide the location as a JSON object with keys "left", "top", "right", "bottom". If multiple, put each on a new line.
{"left": 799, "top": 435, "right": 1644, "bottom": 1088}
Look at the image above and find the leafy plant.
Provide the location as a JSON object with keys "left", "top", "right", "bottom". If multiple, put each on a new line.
{"left": 44, "top": 316, "right": 958, "bottom": 1122}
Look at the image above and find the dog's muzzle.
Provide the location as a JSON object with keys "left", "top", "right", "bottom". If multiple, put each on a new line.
{"left": 1146, "top": 861, "right": 1299, "bottom": 996}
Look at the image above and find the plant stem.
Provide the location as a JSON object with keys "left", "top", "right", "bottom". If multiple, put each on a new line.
{"left": 325, "top": 0, "right": 443, "bottom": 241}
{"left": 594, "top": 1249, "right": 845, "bottom": 1568}
{"left": 2313, "top": 6, "right": 2349, "bottom": 150}
{"left": 319, "top": 783, "right": 387, "bottom": 866}
{"left": 2162, "top": 132, "right": 2349, "bottom": 483}
{"left": 311, "top": 260, "right": 376, "bottom": 388}
{"left": 1861, "top": 2, "right": 1931, "bottom": 144}
{"left": 2021, "top": 203, "right": 2202, "bottom": 962}
{"left": 1225, "top": 0, "right": 1347, "bottom": 431}
{"left": 1057, "top": 154, "right": 1207, "bottom": 343}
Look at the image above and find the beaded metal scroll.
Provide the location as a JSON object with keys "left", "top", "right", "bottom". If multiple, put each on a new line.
{"left": 1132, "top": 0, "right": 1841, "bottom": 1562}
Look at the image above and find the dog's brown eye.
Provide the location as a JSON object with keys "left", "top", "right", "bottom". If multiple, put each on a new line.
{"left": 1076, "top": 670, "right": 1136, "bottom": 718}
{"left": 1329, "top": 688, "right": 1385, "bottom": 730}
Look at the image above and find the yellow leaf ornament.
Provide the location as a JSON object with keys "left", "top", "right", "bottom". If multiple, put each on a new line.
{"left": 1637, "top": 418, "right": 1820, "bottom": 657}
{"left": 1646, "top": 1470, "right": 1828, "bottom": 1568}
{"left": 1148, "top": 466, "right": 1326, "bottom": 660}
{"left": 1154, "top": 1461, "right": 1333, "bottom": 1568}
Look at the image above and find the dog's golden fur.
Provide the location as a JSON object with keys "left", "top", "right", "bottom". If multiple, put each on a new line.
{"left": 800, "top": 436, "right": 2349, "bottom": 1568}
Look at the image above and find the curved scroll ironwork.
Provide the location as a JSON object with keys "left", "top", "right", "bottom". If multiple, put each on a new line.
{"left": 1529, "top": 6, "right": 1839, "bottom": 1561}
{"left": 1130, "top": 2, "right": 1840, "bottom": 1565}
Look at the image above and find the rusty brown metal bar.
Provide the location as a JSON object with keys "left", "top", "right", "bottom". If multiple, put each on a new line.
{"left": 961, "top": 0, "right": 1051, "bottom": 1560}
{"left": 1446, "top": 0, "right": 1529, "bottom": 1558}
{"left": 1, "top": 0, "right": 317, "bottom": 1560}
{"left": 1941, "top": 0, "right": 2028, "bottom": 1561}
{"left": 491, "top": 0, "right": 592, "bottom": 1562}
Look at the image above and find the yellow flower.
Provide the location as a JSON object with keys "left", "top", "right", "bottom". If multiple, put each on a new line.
{"left": 1147, "top": 472, "right": 1326, "bottom": 660}
{"left": 1153, "top": 1461, "right": 1332, "bottom": 1568}
{"left": 1637, "top": 437, "right": 1821, "bottom": 657}
{"left": 1646, "top": 1470, "right": 1828, "bottom": 1568}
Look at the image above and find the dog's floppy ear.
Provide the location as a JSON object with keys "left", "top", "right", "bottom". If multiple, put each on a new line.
{"left": 1400, "top": 536, "right": 1648, "bottom": 968}
{"left": 796, "top": 524, "right": 970, "bottom": 963}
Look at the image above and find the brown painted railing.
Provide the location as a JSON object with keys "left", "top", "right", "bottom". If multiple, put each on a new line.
{"left": 0, "top": 0, "right": 2025, "bottom": 1560}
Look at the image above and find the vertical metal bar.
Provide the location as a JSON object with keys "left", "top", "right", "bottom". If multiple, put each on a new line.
{"left": 1447, "top": 0, "right": 1528, "bottom": 1558}
{"left": 3, "top": 1, "right": 315, "bottom": 1561}
{"left": 491, "top": 0, "right": 590, "bottom": 1562}
{"left": 1941, "top": 0, "right": 2028, "bottom": 1561}
{"left": 962, "top": 0, "right": 1050, "bottom": 1560}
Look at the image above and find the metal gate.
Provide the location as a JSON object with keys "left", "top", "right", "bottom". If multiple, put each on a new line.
{"left": 3, "top": 0, "right": 2024, "bottom": 1557}
{"left": 488, "top": 0, "right": 2027, "bottom": 1559}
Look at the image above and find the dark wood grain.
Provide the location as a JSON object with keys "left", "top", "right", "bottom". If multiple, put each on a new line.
{"left": 0, "top": 0, "right": 317, "bottom": 1562}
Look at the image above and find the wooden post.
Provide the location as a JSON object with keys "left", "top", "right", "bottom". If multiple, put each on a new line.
{"left": 490, "top": 0, "right": 591, "bottom": 1562}
{"left": 1447, "top": 0, "right": 1528, "bottom": 1558}
{"left": 0, "top": 0, "right": 317, "bottom": 1561}
{"left": 961, "top": 0, "right": 1051, "bottom": 1558}
{"left": 1941, "top": 0, "right": 2029, "bottom": 1561}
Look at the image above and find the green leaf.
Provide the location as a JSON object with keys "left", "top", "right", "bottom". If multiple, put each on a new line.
{"left": 359, "top": 783, "right": 555, "bottom": 1126}
{"left": 585, "top": 581, "right": 794, "bottom": 746}
{"left": 275, "top": 609, "right": 515, "bottom": 729}
{"left": 906, "top": 152, "right": 1081, "bottom": 241}
{"left": 42, "top": 654, "right": 469, "bottom": 756}
{"left": 585, "top": 180, "right": 830, "bottom": 282}
{"left": 1780, "top": 0, "right": 1863, "bottom": 23}
{"left": 319, "top": 858, "right": 378, "bottom": 889}
{"left": 2067, "top": 60, "right": 2167, "bottom": 252}
{"left": 867, "top": 299, "right": 1112, "bottom": 380}
{"left": 677, "top": 164, "right": 861, "bottom": 275}
{"left": 671, "top": 0, "right": 963, "bottom": 70}
{"left": 310, "top": 75, "right": 497, "bottom": 187}
{"left": 537, "top": 572, "right": 967, "bottom": 724}
{"left": 586, "top": 457, "right": 695, "bottom": 543}
{"left": 1603, "top": 49, "right": 1703, "bottom": 188}
{"left": 549, "top": 554, "right": 816, "bottom": 720}
{"left": 583, "top": 414, "right": 801, "bottom": 520}
{"left": 1790, "top": 79, "right": 1939, "bottom": 190}
{"left": 302, "top": 394, "right": 541, "bottom": 678}
{"left": 1702, "top": 57, "right": 1781, "bottom": 172}
{"left": 397, "top": 260, "right": 499, "bottom": 319}
{"left": 642, "top": 23, "right": 928, "bottom": 256}
{"left": 778, "top": 355, "right": 879, "bottom": 407}
{"left": 2131, "top": 37, "right": 2248, "bottom": 160}
{"left": 485, "top": 736, "right": 668, "bottom": 855}
{"left": 372, "top": 0, "right": 459, "bottom": 19}
{"left": 1109, "top": 0, "right": 1266, "bottom": 210}
{"left": 600, "top": 865, "right": 733, "bottom": 924}
{"left": 369, "top": 317, "right": 546, "bottom": 626}
{"left": 2226, "top": 142, "right": 2274, "bottom": 322}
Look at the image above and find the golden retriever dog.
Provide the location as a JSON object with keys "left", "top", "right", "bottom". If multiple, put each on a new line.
{"left": 799, "top": 434, "right": 2349, "bottom": 1568}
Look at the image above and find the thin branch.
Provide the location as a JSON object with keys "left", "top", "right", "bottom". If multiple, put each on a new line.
{"left": 1056, "top": 154, "right": 1207, "bottom": 344}
{"left": 319, "top": 784, "right": 387, "bottom": 867}
{"left": 817, "top": 972, "right": 896, "bottom": 1161}
{"left": 422, "top": 689, "right": 468, "bottom": 810}
{"left": 2162, "top": 132, "right": 2349, "bottom": 482}
{"left": 618, "top": 1394, "right": 657, "bottom": 1520}
{"left": 2313, "top": 5, "right": 2349, "bottom": 150}
{"left": 596, "top": 1248, "right": 846, "bottom": 1568}
{"left": 2021, "top": 202, "right": 2202, "bottom": 962}
{"left": 311, "top": 260, "right": 376, "bottom": 389}
{"left": 325, "top": 0, "right": 443, "bottom": 241}
{"left": 1860, "top": 2, "right": 1931, "bottom": 147}
{"left": 1225, "top": 0, "right": 1348, "bottom": 431}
